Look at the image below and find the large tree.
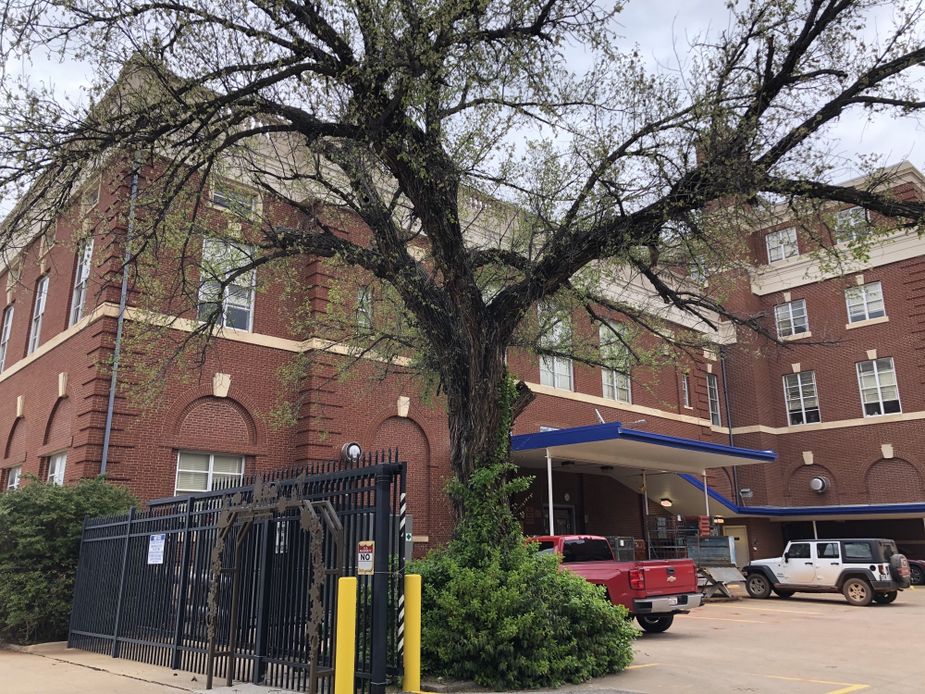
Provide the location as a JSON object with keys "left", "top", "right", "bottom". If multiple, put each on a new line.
{"left": 1, "top": 0, "right": 925, "bottom": 506}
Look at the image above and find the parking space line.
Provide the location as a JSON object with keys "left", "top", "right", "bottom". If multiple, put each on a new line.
{"left": 625, "top": 663, "right": 658, "bottom": 670}
{"left": 685, "top": 615, "right": 763, "bottom": 623}
{"left": 710, "top": 604, "right": 820, "bottom": 615}
{"left": 762, "top": 674, "right": 869, "bottom": 693}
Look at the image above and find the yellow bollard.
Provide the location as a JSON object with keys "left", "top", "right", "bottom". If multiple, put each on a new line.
{"left": 403, "top": 574, "right": 423, "bottom": 693}
{"left": 334, "top": 577, "right": 358, "bottom": 694}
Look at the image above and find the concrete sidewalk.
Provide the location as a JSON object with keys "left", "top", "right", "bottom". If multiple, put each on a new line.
{"left": 0, "top": 642, "right": 237, "bottom": 694}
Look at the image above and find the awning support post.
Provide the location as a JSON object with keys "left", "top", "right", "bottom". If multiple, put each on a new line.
{"left": 812, "top": 520, "right": 818, "bottom": 539}
{"left": 642, "top": 470, "right": 651, "bottom": 559}
{"left": 702, "top": 470, "right": 710, "bottom": 517}
{"left": 546, "top": 448, "right": 555, "bottom": 535}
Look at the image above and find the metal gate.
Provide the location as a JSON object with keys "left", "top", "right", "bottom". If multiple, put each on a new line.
{"left": 68, "top": 450, "right": 407, "bottom": 693}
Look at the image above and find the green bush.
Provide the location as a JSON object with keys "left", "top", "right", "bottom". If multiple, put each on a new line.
{"left": 415, "top": 526, "right": 636, "bottom": 689}
{"left": 0, "top": 477, "right": 136, "bottom": 644}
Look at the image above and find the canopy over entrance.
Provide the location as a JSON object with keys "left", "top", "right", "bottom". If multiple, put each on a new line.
{"left": 510, "top": 422, "right": 776, "bottom": 536}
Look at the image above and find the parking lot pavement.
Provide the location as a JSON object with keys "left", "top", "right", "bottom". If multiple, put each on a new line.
{"left": 568, "top": 585, "right": 925, "bottom": 693}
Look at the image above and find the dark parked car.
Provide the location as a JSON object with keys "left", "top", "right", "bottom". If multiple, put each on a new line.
{"left": 909, "top": 558, "right": 924, "bottom": 585}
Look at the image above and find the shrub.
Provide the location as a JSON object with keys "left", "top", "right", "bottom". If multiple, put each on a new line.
{"left": 0, "top": 477, "right": 136, "bottom": 644}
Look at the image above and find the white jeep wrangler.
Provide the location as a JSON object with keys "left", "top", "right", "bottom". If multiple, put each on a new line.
{"left": 743, "top": 538, "right": 911, "bottom": 606}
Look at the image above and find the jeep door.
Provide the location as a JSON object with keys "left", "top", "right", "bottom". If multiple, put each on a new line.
{"left": 813, "top": 541, "right": 842, "bottom": 586}
{"left": 779, "top": 542, "right": 816, "bottom": 585}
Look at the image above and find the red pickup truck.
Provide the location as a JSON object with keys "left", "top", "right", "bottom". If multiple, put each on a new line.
{"left": 532, "top": 534, "right": 703, "bottom": 632}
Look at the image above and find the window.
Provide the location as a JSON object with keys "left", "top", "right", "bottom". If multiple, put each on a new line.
{"left": 843, "top": 541, "right": 874, "bottom": 563}
{"left": 210, "top": 181, "right": 257, "bottom": 217}
{"left": 680, "top": 374, "right": 691, "bottom": 408}
{"left": 357, "top": 286, "right": 373, "bottom": 332}
{"left": 817, "top": 542, "right": 840, "bottom": 559}
{"left": 774, "top": 299, "right": 809, "bottom": 338}
{"left": 765, "top": 227, "right": 798, "bottom": 263}
{"left": 845, "top": 281, "right": 885, "bottom": 323}
{"left": 27, "top": 276, "right": 49, "bottom": 354}
{"left": 834, "top": 206, "right": 869, "bottom": 243}
{"left": 198, "top": 238, "right": 256, "bottom": 331}
{"left": 47, "top": 451, "right": 67, "bottom": 485}
{"left": 856, "top": 357, "right": 901, "bottom": 416}
{"left": 69, "top": 239, "right": 94, "bottom": 326}
{"left": 599, "top": 322, "right": 631, "bottom": 403}
{"left": 783, "top": 371, "right": 820, "bottom": 425}
{"left": 787, "top": 543, "right": 811, "bottom": 559}
{"left": 175, "top": 452, "right": 244, "bottom": 494}
{"left": 5, "top": 465, "right": 21, "bottom": 490}
{"left": 0, "top": 305, "right": 13, "bottom": 371}
{"left": 706, "top": 373, "right": 721, "bottom": 426}
{"left": 538, "top": 306, "right": 573, "bottom": 391}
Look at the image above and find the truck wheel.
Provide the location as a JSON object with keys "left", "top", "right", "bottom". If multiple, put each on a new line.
{"left": 636, "top": 614, "right": 674, "bottom": 633}
{"left": 773, "top": 589, "right": 794, "bottom": 598}
{"left": 873, "top": 591, "right": 897, "bottom": 604}
{"left": 842, "top": 578, "right": 873, "bottom": 606}
{"left": 746, "top": 573, "right": 772, "bottom": 599}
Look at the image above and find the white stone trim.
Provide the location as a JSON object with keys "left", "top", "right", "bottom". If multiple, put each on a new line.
{"left": 845, "top": 316, "right": 889, "bottom": 330}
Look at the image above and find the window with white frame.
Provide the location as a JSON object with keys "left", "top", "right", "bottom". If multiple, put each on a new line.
{"left": 0, "top": 305, "right": 13, "bottom": 372}
{"left": 707, "top": 373, "right": 721, "bottom": 426}
{"left": 175, "top": 452, "right": 244, "bottom": 494}
{"left": 856, "top": 357, "right": 901, "bottom": 416}
{"left": 783, "top": 371, "right": 820, "bottom": 425}
{"left": 681, "top": 373, "right": 691, "bottom": 408}
{"left": 599, "top": 322, "right": 631, "bottom": 403}
{"left": 210, "top": 180, "right": 257, "bottom": 218}
{"left": 774, "top": 299, "right": 809, "bottom": 338}
{"left": 69, "top": 239, "right": 94, "bottom": 326}
{"left": 47, "top": 451, "right": 67, "bottom": 485}
{"left": 834, "top": 206, "right": 869, "bottom": 243}
{"left": 845, "top": 281, "right": 885, "bottom": 323}
{"left": 357, "top": 286, "right": 373, "bottom": 332}
{"left": 538, "top": 305, "right": 573, "bottom": 391}
{"left": 28, "top": 276, "right": 49, "bottom": 354}
{"left": 5, "top": 465, "right": 21, "bottom": 490}
{"left": 198, "top": 238, "right": 256, "bottom": 331}
{"left": 765, "top": 227, "right": 798, "bottom": 263}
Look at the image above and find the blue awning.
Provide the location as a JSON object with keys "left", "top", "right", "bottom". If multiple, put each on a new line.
{"left": 511, "top": 422, "right": 776, "bottom": 474}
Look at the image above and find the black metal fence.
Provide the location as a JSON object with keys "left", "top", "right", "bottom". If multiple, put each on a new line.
{"left": 68, "top": 451, "right": 407, "bottom": 694}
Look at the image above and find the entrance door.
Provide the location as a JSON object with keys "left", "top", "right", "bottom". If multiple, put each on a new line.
{"left": 724, "top": 525, "right": 750, "bottom": 567}
{"left": 553, "top": 506, "right": 575, "bottom": 534}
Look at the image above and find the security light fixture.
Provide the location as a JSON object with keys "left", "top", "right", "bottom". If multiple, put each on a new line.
{"left": 809, "top": 476, "right": 829, "bottom": 493}
{"left": 660, "top": 498, "right": 673, "bottom": 508}
{"left": 341, "top": 441, "right": 363, "bottom": 465}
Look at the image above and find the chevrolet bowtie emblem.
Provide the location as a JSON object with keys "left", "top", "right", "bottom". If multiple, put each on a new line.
{"left": 667, "top": 575, "right": 677, "bottom": 582}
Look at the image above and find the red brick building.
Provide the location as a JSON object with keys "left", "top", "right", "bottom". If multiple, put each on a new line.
{"left": 0, "top": 159, "right": 923, "bottom": 564}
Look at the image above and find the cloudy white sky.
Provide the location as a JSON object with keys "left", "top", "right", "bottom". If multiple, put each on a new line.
{"left": 9, "top": 0, "right": 925, "bottom": 182}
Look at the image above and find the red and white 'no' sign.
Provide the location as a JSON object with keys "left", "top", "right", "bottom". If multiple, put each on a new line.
{"left": 357, "top": 540, "right": 375, "bottom": 575}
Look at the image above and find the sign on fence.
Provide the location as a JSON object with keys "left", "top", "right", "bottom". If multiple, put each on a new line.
{"left": 357, "top": 540, "right": 375, "bottom": 575}
{"left": 147, "top": 533, "right": 166, "bottom": 565}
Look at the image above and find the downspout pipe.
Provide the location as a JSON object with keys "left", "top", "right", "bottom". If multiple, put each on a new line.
{"left": 100, "top": 162, "right": 139, "bottom": 476}
{"left": 719, "top": 347, "right": 740, "bottom": 507}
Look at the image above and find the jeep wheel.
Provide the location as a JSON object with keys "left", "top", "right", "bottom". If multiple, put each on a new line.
{"left": 746, "top": 573, "right": 772, "bottom": 599}
{"left": 636, "top": 614, "right": 674, "bottom": 633}
{"left": 873, "top": 591, "right": 898, "bottom": 604}
{"left": 911, "top": 564, "right": 924, "bottom": 586}
{"left": 842, "top": 578, "right": 873, "bottom": 606}
{"left": 773, "top": 589, "right": 795, "bottom": 598}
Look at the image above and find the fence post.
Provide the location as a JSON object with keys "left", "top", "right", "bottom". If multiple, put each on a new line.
{"left": 334, "top": 577, "right": 358, "bottom": 694}
{"left": 111, "top": 506, "right": 136, "bottom": 658}
{"left": 370, "top": 471, "right": 391, "bottom": 694}
{"left": 171, "top": 498, "right": 194, "bottom": 670}
{"left": 402, "top": 574, "right": 422, "bottom": 693}
{"left": 67, "top": 515, "right": 90, "bottom": 648}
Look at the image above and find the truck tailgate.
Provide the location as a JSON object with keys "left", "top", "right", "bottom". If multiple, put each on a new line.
{"left": 639, "top": 560, "right": 698, "bottom": 596}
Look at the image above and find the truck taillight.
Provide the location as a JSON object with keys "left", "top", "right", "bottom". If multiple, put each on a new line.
{"left": 629, "top": 568, "right": 645, "bottom": 590}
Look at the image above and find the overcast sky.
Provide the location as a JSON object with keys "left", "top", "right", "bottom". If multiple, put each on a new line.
{"left": 9, "top": 0, "right": 925, "bottom": 182}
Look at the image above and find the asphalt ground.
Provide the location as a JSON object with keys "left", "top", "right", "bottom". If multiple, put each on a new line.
{"left": 559, "top": 583, "right": 925, "bottom": 693}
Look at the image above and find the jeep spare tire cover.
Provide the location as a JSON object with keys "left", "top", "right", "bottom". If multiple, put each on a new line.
{"left": 890, "top": 554, "right": 911, "bottom": 584}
